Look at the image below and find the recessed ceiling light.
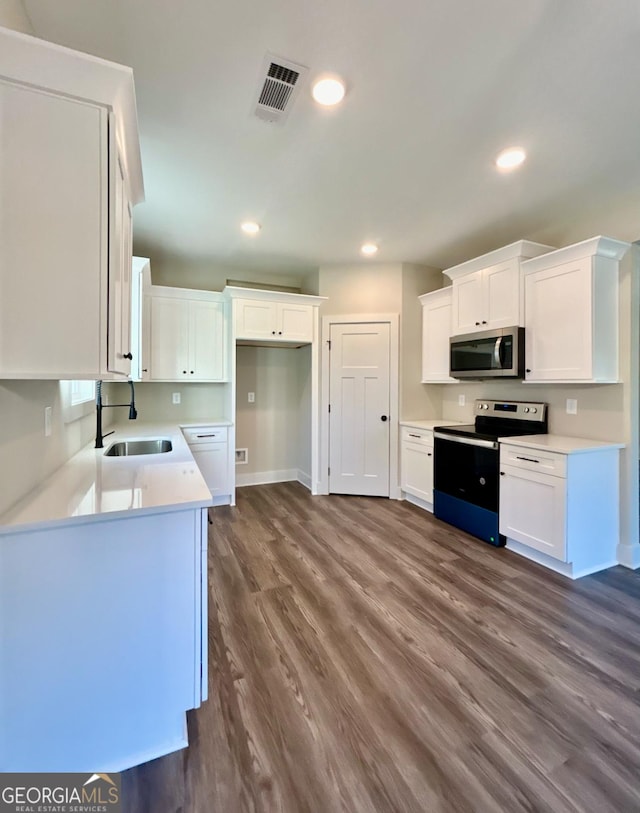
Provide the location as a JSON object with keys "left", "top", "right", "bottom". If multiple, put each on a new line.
{"left": 241, "top": 221, "right": 261, "bottom": 235}
{"left": 312, "top": 76, "right": 346, "bottom": 107}
{"left": 495, "top": 147, "right": 526, "bottom": 170}
{"left": 361, "top": 243, "right": 378, "bottom": 256}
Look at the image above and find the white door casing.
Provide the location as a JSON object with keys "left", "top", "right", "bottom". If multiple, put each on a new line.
{"left": 328, "top": 322, "right": 391, "bottom": 496}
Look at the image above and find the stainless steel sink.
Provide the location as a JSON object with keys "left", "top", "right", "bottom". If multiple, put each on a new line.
{"left": 104, "top": 439, "right": 173, "bottom": 457}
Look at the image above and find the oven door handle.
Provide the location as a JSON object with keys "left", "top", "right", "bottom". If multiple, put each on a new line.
{"left": 434, "top": 431, "right": 498, "bottom": 450}
{"left": 494, "top": 336, "right": 503, "bottom": 368}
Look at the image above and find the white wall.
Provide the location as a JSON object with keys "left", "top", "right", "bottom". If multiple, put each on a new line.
{"left": 0, "top": 1, "right": 33, "bottom": 34}
{"left": 146, "top": 258, "right": 310, "bottom": 293}
{"left": 235, "top": 346, "right": 300, "bottom": 480}
{"left": 0, "top": 381, "right": 110, "bottom": 517}
{"left": 111, "top": 382, "right": 229, "bottom": 423}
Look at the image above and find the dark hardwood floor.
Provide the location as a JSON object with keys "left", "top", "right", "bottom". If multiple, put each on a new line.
{"left": 122, "top": 483, "right": 640, "bottom": 812}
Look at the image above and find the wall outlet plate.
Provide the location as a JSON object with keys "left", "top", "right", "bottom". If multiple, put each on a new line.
{"left": 458, "top": 394, "right": 466, "bottom": 407}
{"left": 566, "top": 398, "right": 578, "bottom": 415}
{"left": 248, "top": 392, "right": 255, "bottom": 403}
{"left": 235, "top": 448, "right": 248, "bottom": 464}
{"left": 172, "top": 392, "right": 181, "bottom": 405}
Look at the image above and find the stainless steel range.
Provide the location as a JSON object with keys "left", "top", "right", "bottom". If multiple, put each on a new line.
{"left": 433, "top": 399, "right": 547, "bottom": 546}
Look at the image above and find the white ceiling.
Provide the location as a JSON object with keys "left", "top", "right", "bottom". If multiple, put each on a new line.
{"left": 22, "top": 0, "right": 640, "bottom": 273}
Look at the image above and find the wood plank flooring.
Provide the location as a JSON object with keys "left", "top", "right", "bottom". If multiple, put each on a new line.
{"left": 122, "top": 483, "right": 640, "bottom": 812}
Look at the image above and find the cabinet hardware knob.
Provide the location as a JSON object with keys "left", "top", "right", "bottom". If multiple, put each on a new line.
{"left": 427, "top": 452, "right": 432, "bottom": 457}
{"left": 123, "top": 352, "right": 133, "bottom": 360}
{"left": 190, "top": 371, "right": 194, "bottom": 374}
{"left": 183, "top": 370, "right": 187, "bottom": 374}
{"left": 482, "top": 321, "right": 487, "bottom": 325}
{"left": 475, "top": 321, "right": 480, "bottom": 325}
{"left": 272, "top": 330, "right": 276, "bottom": 335}
{"left": 500, "top": 471, "right": 505, "bottom": 476}
{"left": 381, "top": 415, "right": 388, "bottom": 422}
{"left": 278, "top": 331, "right": 282, "bottom": 335}
{"left": 526, "top": 368, "right": 531, "bottom": 373}
{"left": 142, "top": 368, "right": 148, "bottom": 372}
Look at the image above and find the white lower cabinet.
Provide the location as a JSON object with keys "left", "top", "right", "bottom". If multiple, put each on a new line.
{"left": 0, "top": 506, "right": 207, "bottom": 772}
{"left": 183, "top": 426, "right": 231, "bottom": 504}
{"left": 400, "top": 427, "right": 434, "bottom": 507}
{"left": 499, "top": 441, "right": 621, "bottom": 578}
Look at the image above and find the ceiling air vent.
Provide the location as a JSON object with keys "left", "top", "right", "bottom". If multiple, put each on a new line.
{"left": 253, "top": 54, "right": 307, "bottom": 124}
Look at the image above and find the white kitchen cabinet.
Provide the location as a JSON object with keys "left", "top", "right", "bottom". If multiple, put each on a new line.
{"left": 400, "top": 427, "right": 435, "bottom": 507}
{"left": 228, "top": 287, "right": 320, "bottom": 344}
{"left": 130, "top": 257, "right": 152, "bottom": 381}
{"left": 183, "top": 425, "right": 231, "bottom": 504}
{"left": 499, "top": 438, "right": 622, "bottom": 578}
{"left": 0, "top": 28, "right": 143, "bottom": 379}
{"left": 0, "top": 506, "right": 208, "bottom": 772}
{"left": 522, "top": 236, "right": 629, "bottom": 383}
{"left": 149, "top": 288, "right": 228, "bottom": 382}
{"left": 444, "top": 241, "right": 554, "bottom": 336}
{"left": 419, "top": 288, "right": 456, "bottom": 382}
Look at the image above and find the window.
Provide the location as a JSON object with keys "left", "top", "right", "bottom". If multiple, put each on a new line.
{"left": 60, "top": 380, "right": 96, "bottom": 423}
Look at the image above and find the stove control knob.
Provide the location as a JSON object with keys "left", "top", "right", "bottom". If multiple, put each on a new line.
{"left": 530, "top": 407, "right": 537, "bottom": 414}
{"left": 523, "top": 407, "right": 530, "bottom": 413}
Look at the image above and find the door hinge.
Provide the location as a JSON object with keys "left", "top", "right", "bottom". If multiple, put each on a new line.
{"left": 328, "top": 467, "right": 331, "bottom": 476}
{"left": 328, "top": 403, "right": 331, "bottom": 413}
{"left": 327, "top": 340, "right": 331, "bottom": 350}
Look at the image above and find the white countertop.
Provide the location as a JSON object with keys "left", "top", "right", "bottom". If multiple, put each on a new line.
{"left": 0, "top": 421, "right": 230, "bottom": 535}
{"left": 400, "top": 419, "right": 464, "bottom": 431}
{"left": 500, "top": 434, "right": 625, "bottom": 454}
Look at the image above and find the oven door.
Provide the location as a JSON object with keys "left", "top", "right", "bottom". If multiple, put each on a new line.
{"left": 433, "top": 433, "right": 504, "bottom": 546}
{"left": 449, "top": 327, "right": 524, "bottom": 378}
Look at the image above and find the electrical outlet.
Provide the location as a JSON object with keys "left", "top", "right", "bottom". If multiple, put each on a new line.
{"left": 172, "top": 392, "right": 181, "bottom": 405}
{"left": 248, "top": 392, "right": 255, "bottom": 403}
{"left": 566, "top": 398, "right": 578, "bottom": 415}
{"left": 458, "top": 394, "right": 466, "bottom": 407}
{"left": 44, "top": 406, "right": 52, "bottom": 437}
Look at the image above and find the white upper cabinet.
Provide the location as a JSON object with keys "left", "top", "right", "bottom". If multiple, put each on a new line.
{"left": 0, "top": 28, "right": 143, "bottom": 379}
{"left": 522, "top": 236, "right": 629, "bottom": 383}
{"left": 444, "top": 241, "right": 554, "bottom": 336}
{"left": 226, "top": 287, "right": 326, "bottom": 345}
{"left": 419, "top": 288, "right": 456, "bottom": 383}
{"left": 149, "top": 287, "right": 228, "bottom": 382}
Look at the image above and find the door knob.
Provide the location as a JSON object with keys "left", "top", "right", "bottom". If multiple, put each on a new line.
{"left": 381, "top": 415, "right": 388, "bottom": 422}
{"left": 123, "top": 352, "right": 133, "bottom": 360}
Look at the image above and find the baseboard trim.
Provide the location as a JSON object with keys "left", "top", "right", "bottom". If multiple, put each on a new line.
{"left": 236, "top": 469, "right": 298, "bottom": 487}
{"left": 401, "top": 491, "right": 434, "bottom": 514}
{"left": 616, "top": 542, "right": 640, "bottom": 570}
{"left": 297, "top": 470, "right": 312, "bottom": 490}
{"left": 506, "top": 538, "right": 618, "bottom": 579}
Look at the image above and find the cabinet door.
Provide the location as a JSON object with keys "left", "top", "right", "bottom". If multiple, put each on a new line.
{"left": 524, "top": 258, "right": 593, "bottom": 380}
{"left": 499, "top": 465, "right": 567, "bottom": 560}
{"left": 191, "top": 442, "right": 228, "bottom": 496}
{"left": 150, "top": 297, "right": 189, "bottom": 379}
{"left": 277, "top": 303, "right": 314, "bottom": 342}
{"left": 189, "top": 300, "right": 226, "bottom": 381}
{"left": 0, "top": 81, "right": 106, "bottom": 377}
{"left": 401, "top": 440, "right": 434, "bottom": 503}
{"left": 107, "top": 147, "right": 133, "bottom": 377}
{"left": 451, "top": 270, "right": 484, "bottom": 334}
{"left": 235, "top": 299, "right": 277, "bottom": 339}
{"left": 483, "top": 260, "right": 520, "bottom": 329}
{"left": 422, "top": 290, "right": 454, "bottom": 382}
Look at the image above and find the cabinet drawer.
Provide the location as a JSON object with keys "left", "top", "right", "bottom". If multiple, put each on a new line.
{"left": 183, "top": 426, "right": 228, "bottom": 445}
{"left": 500, "top": 444, "right": 566, "bottom": 478}
{"left": 401, "top": 427, "right": 433, "bottom": 446}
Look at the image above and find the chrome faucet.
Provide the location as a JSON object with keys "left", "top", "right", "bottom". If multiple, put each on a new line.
{"left": 95, "top": 380, "right": 138, "bottom": 448}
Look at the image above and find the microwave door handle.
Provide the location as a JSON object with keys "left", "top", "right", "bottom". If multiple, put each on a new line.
{"left": 494, "top": 337, "right": 503, "bottom": 368}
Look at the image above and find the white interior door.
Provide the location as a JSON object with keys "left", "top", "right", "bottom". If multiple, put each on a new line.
{"left": 329, "top": 322, "right": 390, "bottom": 496}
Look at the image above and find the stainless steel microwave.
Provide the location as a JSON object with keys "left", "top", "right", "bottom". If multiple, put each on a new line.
{"left": 449, "top": 326, "right": 525, "bottom": 379}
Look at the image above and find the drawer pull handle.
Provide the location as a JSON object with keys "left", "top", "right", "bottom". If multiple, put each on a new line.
{"left": 196, "top": 433, "right": 218, "bottom": 438}
{"left": 516, "top": 455, "right": 540, "bottom": 463}
{"left": 427, "top": 452, "right": 432, "bottom": 457}
{"left": 408, "top": 433, "right": 421, "bottom": 438}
